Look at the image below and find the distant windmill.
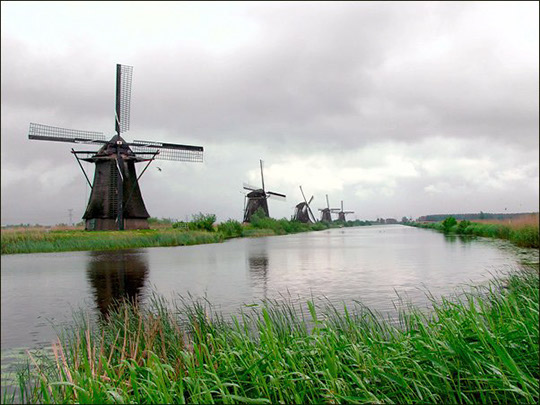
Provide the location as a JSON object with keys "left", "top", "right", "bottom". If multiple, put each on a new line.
{"left": 332, "top": 200, "right": 355, "bottom": 222}
{"left": 318, "top": 194, "right": 339, "bottom": 222}
{"left": 293, "top": 186, "right": 317, "bottom": 223}
{"left": 242, "top": 160, "right": 286, "bottom": 222}
{"left": 28, "top": 64, "right": 204, "bottom": 231}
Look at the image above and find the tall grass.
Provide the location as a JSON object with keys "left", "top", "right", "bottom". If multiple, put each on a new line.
{"left": 411, "top": 218, "right": 539, "bottom": 249}
{"left": 8, "top": 268, "right": 539, "bottom": 404}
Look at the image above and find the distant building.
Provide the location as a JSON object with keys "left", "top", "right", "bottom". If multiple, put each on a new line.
{"left": 385, "top": 218, "right": 398, "bottom": 224}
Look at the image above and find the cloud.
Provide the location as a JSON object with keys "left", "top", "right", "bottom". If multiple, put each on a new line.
{"left": 1, "top": 2, "right": 538, "bottom": 225}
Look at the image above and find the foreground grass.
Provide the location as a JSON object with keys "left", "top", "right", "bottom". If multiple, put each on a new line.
{"left": 410, "top": 219, "right": 539, "bottom": 249}
{"left": 6, "top": 268, "right": 538, "bottom": 404}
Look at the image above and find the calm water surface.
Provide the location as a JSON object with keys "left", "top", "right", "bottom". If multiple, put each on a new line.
{"left": 1, "top": 225, "right": 529, "bottom": 370}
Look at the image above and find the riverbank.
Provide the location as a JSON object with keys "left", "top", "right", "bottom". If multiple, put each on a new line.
{"left": 407, "top": 216, "right": 539, "bottom": 249}
{"left": 1, "top": 215, "right": 370, "bottom": 255}
{"left": 5, "top": 266, "right": 538, "bottom": 404}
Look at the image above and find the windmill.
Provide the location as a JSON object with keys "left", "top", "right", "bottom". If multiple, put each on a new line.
{"left": 292, "top": 186, "right": 317, "bottom": 223}
{"left": 318, "top": 194, "right": 339, "bottom": 222}
{"left": 332, "top": 200, "right": 355, "bottom": 222}
{"left": 28, "top": 64, "right": 204, "bottom": 231}
{"left": 242, "top": 160, "right": 286, "bottom": 222}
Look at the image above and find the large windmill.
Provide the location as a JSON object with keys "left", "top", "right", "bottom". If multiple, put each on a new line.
{"left": 292, "top": 185, "right": 317, "bottom": 223}
{"left": 28, "top": 64, "right": 204, "bottom": 231}
{"left": 318, "top": 194, "right": 339, "bottom": 222}
{"left": 242, "top": 160, "right": 286, "bottom": 222}
{"left": 332, "top": 200, "right": 355, "bottom": 222}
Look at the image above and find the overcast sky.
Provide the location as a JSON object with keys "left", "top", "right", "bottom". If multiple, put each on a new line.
{"left": 1, "top": 1, "right": 538, "bottom": 226}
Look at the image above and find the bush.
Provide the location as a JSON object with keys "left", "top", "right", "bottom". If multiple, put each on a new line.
{"left": 217, "top": 219, "right": 243, "bottom": 239}
{"left": 441, "top": 216, "right": 458, "bottom": 233}
{"left": 188, "top": 213, "right": 216, "bottom": 232}
{"left": 456, "top": 220, "right": 471, "bottom": 234}
{"left": 173, "top": 213, "right": 216, "bottom": 232}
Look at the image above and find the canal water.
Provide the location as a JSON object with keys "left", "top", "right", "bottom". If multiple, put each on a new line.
{"left": 1, "top": 225, "right": 532, "bottom": 387}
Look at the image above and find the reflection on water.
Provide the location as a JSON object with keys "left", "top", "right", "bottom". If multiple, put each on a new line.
{"left": 247, "top": 239, "right": 270, "bottom": 300}
{"left": 444, "top": 234, "right": 474, "bottom": 244}
{"left": 86, "top": 250, "right": 149, "bottom": 317}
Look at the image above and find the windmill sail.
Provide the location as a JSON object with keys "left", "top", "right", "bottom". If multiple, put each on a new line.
{"left": 116, "top": 64, "right": 133, "bottom": 134}
{"left": 28, "top": 123, "right": 107, "bottom": 144}
{"left": 131, "top": 140, "right": 203, "bottom": 162}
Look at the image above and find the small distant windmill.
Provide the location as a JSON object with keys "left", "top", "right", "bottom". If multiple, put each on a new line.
{"left": 27, "top": 64, "right": 204, "bottom": 231}
{"left": 242, "top": 160, "right": 286, "bottom": 222}
{"left": 293, "top": 186, "right": 317, "bottom": 223}
{"left": 332, "top": 200, "right": 355, "bottom": 222}
{"left": 318, "top": 194, "right": 339, "bottom": 222}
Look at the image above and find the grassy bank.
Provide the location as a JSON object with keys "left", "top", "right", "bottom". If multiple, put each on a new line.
{"left": 409, "top": 215, "right": 539, "bottom": 249}
{"left": 6, "top": 268, "right": 538, "bottom": 404}
{"left": 1, "top": 212, "right": 369, "bottom": 255}
{"left": 0, "top": 228, "right": 224, "bottom": 255}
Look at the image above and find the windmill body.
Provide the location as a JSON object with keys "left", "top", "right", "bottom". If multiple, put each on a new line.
{"left": 28, "top": 64, "right": 204, "bottom": 231}
{"left": 332, "top": 200, "right": 355, "bottom": 222}
{"left": 81, "top": 134, "right": 150, "bottom": 230}
{"left": 318, "top": 194, "right": 339, "bottom": 222}
{"left": 243, "top": 160, "right": 286, "bottom": 223}
{"left": 293, "top": 186, "right": 316, "bottom": 223}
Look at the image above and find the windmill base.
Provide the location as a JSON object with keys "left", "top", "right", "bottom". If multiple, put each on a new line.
{"left": 85, "top": 218, "right": 150, "bottom": 231}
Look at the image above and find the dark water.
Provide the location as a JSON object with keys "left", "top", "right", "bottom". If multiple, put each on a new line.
{"left": 1, "top": 225, "right": 532, "bottom": 384}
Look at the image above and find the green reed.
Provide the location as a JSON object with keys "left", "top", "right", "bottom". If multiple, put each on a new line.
{"left": 7, "top": 267, "right": 538, "bottom": 404}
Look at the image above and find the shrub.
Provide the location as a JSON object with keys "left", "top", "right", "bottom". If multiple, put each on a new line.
{"left": 456, "top": 220, "right": 471, "bottom": 234}
{"left": 217, "top": 219, "right": 243, "bottom": 239}
{"left": 188, "top": 213, "right": 216, "bottom": 232}
{"left": 441, "top": 216, "right": 457, "bottom": 233}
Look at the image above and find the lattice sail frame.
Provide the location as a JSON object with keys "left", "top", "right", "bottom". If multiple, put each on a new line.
{"left": 28, "top": 123, "right": 106, "bottom": 144}
{"left": 117, "top": 64, "right": 133, "bottom": 134}
{"left": 131, "top": 140, "right": 204, "bottom": 162}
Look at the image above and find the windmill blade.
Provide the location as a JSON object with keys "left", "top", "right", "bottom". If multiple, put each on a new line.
{"left": 308, "top": 195, "right": 314, "bottom": 205}
{"left": 28, "top": 123, "right": 107, "bottom": 144}
{"left": 343, "top": 211, "right": 355, "bottom": 214}
{"left": 260, "top": 160, "right": 265, "bottom": 192}
{"left": 131, "top": 139, "right": 203, "bottom": 162}
{"left": 115, "top": 64, "right": 133, "bottom": 134}
{"left": 267, "top": 191, "right": 286, "bottom": 201}
{"left": 299, "top": 185, "right": 308, "bottom": 204}
{"left": 326, "top": 194, "right": 330, "bottom": 209}
{"left": 243, "top": 182, "right": 259, "bottom": 191}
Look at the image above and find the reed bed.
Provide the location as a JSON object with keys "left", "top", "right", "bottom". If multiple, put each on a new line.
{"left": 474, "top": 213, "right": 539, "bottom": 230}
{"left": 7, "top": 268, "right": 539, "bottom": 404}
{"left": 411, "top": 218, "right": 539, "bottom": 249}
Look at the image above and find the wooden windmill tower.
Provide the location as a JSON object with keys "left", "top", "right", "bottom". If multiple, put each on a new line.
{"left": 28, "top": 64, "right": 204, "bottom": 231}
{"left": 242, "top": 160, "right": 286, "bottom": 222}
{"left": 318, "top": 194, "right": 339, "bottom": 222}
{"left": 292, "top": 185, "right": 317, "bottom": 223}
{"left": 332, "top": 200, "right": 355, "bottom": 222}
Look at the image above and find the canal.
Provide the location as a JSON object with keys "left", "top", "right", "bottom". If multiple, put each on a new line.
{"left": 1, "top": 224, "right": 532, "bottom": 385}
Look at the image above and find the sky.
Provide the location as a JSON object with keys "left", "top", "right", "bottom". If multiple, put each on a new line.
{"left": 1, "top": 1, "right": 538, "bottom": 226}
